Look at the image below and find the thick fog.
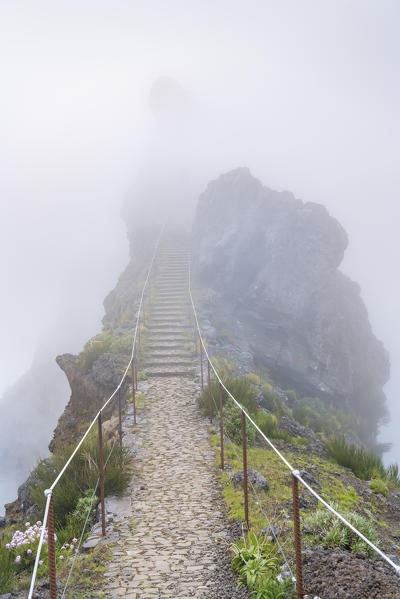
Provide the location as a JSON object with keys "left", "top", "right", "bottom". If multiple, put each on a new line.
{"left": 1, "top": 1, "right": 399, "bottom": 512}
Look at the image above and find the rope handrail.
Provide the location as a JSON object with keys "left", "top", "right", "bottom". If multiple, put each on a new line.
{"left": 27, "top": 226, "right": 164, "bottom": 599}
{"left": 188, "top": 263, "right": 400, "bottom": 578}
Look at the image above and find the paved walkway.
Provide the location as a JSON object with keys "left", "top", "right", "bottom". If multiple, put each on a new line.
{"left": 104, "top": 375, "right": 229, "bottom": 598}
{"left": 104, "top": 238, "right": 230, "bottom": 598}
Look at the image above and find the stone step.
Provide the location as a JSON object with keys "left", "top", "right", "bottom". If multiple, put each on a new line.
{"left": 148, "top": 322, "right": 190, "bottom": 330}
{"left": 147, "top": 342, "right": 188, "bottom": 351}
{"left": 149, "top": 328, "right": 188, "bottom": 335}
{"left": 150, "top": 310, "right": 186, "bottom": 317}
{"left": 149, "top": 350, "right": 193, "bottom": 358}
{"left": 144, "top": 367, "right": 195, "bottom": 377}
{"left": 144, "top": 358, "right": 194, "bottom": 367}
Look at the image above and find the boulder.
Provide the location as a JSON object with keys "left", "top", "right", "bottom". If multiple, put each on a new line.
{"left": 232, "top": 468, "right": 269, "bottom": 491}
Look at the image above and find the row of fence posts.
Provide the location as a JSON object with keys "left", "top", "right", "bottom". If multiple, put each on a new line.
{"left": 45, "top": 294, "right": 147, "bottom": 599}
{"left": 194, "top": 326, "right": 305, "bottom": 599}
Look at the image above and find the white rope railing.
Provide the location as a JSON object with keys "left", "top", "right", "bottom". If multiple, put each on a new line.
{"left": 188, "top": 263, "right": 400, "bottom": 578}
{"left": 27, "top": 226, "right": 164, "bottom": 599}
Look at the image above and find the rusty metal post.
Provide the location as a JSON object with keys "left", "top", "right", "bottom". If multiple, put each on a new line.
{"left": 138, "top": 316, "right": 141, "bottom": 349}
{"left": 219, "top": 382, "right": 224, "bottom": 470}
{"left": 207, "top": 359, "right": 212, "bottom": 422}
{"left": 134, "top": 346, "right": 138, "bottom": 391}
{"left": 241, "top": 410, "right": 249, "bottom": 530}
{"left": 47, "top": 494, "right": 57, "bottom": 599}
{"left": 142, "top": 297, "right": 146, "bottom": 326}
{"left": 131, "top": 361, "right": 137, "bottom": 425}
{"left": 200, "top": 341, "right": 204, "bottom": 390}
{"left": 292, "top": 472, "right": 305, "bottom": 599}
{"left": 118, "top": 387, "right": 123, "bottom": 448}
{"left": 97, "top": 412, "right": 106, "bottom": 536}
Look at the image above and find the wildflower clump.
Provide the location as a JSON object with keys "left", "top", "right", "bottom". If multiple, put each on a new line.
{"left": 6, "top": 522, "right": 50, "bottom": 571}
{"left": 5, "top": 521, "right": 77, "bottom": 576}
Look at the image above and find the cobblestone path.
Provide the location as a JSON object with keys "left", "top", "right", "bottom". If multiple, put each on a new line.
{"left": 103, "top": 236, "right": 232, "bottom": 598}
{"left": 105, "top": 376, "right": 230, "bottom": 598}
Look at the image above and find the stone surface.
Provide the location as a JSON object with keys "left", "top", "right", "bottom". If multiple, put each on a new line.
{"left": 232, "top": 468, "right": 269, "bottom": 492}
{"left": 192, "top": 167, "right": 389, "bottom": 439}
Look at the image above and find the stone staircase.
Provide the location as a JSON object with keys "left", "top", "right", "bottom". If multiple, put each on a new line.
{"left": 143, "top": 240, "right": 196, "bottom": 378}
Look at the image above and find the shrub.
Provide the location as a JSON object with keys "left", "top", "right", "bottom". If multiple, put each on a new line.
{"left": 0, "top": 543, "right": 14, "bottom": 593}
{"left": 293, "top": 397, "right": 355, "bottom": 438}
{"left": 110, "top": 334, "right": 133, "bottom": 355}
{"left": 253, "top": 411, "right": 290, "bottom": 442}
{"left": 254, "top": 411, "right": 278, "bottom": 437}
{"left": 118, "top": 309, "right": 134, "bottom": 328}
{"left": 261, "top": 387, "right": 286, "bottom": 415}
{"left": 246, "top": 373, "right": 261, "bottom": 386}
{"left": 57, "top": 489, "right": 98, "bottom": 546}
{"left": 369, "top": 479, "right": 389, "bottom": 497}
{"left": 198, "top": 374, "right": 259, "bottom": 419}
{"left": 326, "top": 436, "right": 386, "bottom": 480}
{"left": 303, "top": 504, "right": 379, "bottom": 556}
{"left": 224, "top": 403, "right": 256, "bottom": 446}
{"left": 253, "top": 580, "right": 294, "bottom": 599}
{"left": 77, "top": 334, "right": 113, "bottom": 371}
{"left": 386, "top": 463, "right": 400, "bottom": 487}
{"left": 231, "top": 531, "right": 278, "bottom": 591}
{"left": 284, "top": 390, "right": 297, "bottom": 406}
{"left": 29, "top": 436, "right": 130, "bottom": 527}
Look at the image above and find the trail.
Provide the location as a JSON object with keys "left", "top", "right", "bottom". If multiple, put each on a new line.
{"left": 101, "top": 235, "right": 237, "bottom": 598}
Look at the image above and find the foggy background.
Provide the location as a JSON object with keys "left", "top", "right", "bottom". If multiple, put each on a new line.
{"left": 1, "top": 0, "right": 399, "bottom": 512}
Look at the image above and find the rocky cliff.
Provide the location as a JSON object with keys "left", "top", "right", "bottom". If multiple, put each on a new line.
{"left": 192, "top": 168, "right": 389, "bottom": 441}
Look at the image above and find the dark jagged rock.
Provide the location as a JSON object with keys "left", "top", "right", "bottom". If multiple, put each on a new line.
{"left": 232, "top": 468, "right": 269, "bottom": 491}
{"left": 299, "top": 470, "right": 321, "bottom": 489}
{"left": 192, "top": 167, "right": 390, "bottom": 440}
{"left": 49, "top": 353, "right": 126, "bottom": 452}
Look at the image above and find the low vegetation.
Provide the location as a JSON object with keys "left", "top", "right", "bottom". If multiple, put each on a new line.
{"left": 326, "top": 435, "right": 400, "bottom": 486}
{"left": 198, "top": 373, "right": 289, "bottom": 446}
{"left": 77, "top": 330, "right": 134, "bottom": 371}
{"left": 231, "top": 531, "right": 293, "bottom": 598}
{"left": 303, "top": 505, "right": 379, "bottom": 556}
{"left": 29, "top": 435, "right": 131, "bottom": 526}
{"left": 0, "top": 430, "right": 131, "bottom": 594}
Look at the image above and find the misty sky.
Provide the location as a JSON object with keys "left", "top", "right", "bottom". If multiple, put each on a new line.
{"left": 1, "top": 0, "right": 399, "bottom": 506}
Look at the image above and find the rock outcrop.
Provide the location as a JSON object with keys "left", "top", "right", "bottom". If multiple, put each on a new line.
{"left": 192, "top": 168, "right": 389, "bottom": 440}
{"left": 49, "top": 352, "right": 127, "bottom": 452}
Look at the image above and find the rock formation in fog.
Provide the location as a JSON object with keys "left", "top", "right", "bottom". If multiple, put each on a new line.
{"left": 192, "top": 168, "right": 389, "bottom": 440}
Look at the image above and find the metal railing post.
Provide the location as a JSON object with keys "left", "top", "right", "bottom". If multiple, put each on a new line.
{"left": 138, "top": 315, "right": 141, "bottom": 349}
{"left": 134, "top": 346, "right": 138, "bottom": 391}
{"left": 132, "top": 361, "right": 137, "bottom": 425}
{"left": 241, "top": 410, "right": 249, "bottom": 530}
{"left": 207, "top": 359, "right": 212, "bottom": 422}
{"left": 98, "top": 412, "right": 106, "bottom": 536}
{"left": 200, "top": 341, "right": 204, "bottom": 390}
{"left": 219, "top": 382, "right": 224, "bottom": 470}
{"left": 118, "top": 387, "right": 123, "bottom": 448}
{"left": 47, "top": 494, "right": 57, "bottom": 599}
{"left": 292, "top": 472, "right": 305, "bottom": 599}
